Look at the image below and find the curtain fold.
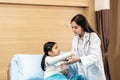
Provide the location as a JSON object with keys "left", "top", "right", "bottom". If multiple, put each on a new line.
{"left": 96, "top": 9, "right": 109, "bottom": 53}
{"left": 108, "top": 0, "right": 120, "bottom": 79}
{"left": 96, "top": 9, "right": 111, "bottom": 80}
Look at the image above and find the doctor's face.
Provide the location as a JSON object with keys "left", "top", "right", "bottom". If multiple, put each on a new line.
{"left": 71, "top": 21, "right": 84, "bottom": 35}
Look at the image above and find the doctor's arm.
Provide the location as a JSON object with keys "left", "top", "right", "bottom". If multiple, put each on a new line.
{"left": 67, "top": 33, "right": 101, "bottom": 66}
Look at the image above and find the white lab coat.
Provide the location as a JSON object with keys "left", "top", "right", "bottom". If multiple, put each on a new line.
{"left": 69, "top": 32, "right": 106, "bottom": 80}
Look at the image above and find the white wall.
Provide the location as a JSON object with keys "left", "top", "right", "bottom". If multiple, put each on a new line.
{"left": 95, "top": 0, "right": 110, "bottom": 11}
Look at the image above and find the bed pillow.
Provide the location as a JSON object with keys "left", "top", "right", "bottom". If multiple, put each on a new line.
{"left": 10, "top": 54, "right": 44, "bottom": 80}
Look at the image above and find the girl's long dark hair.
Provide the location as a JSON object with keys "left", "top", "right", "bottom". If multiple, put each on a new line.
{"left": 71, "top": 14, "right": 95, "bottom": 33}
{"left": 41, "top": 41, "right": 56, "bottom": 71}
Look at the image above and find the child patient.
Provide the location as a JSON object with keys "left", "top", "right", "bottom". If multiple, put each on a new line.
{"left": 41, "top": 41, "right": 73, "bottom": 80}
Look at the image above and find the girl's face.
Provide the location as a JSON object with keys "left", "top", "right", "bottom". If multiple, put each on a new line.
{"left": 50, "top": 44, "right": 60, "bottom": 57}
{"left": 71, "top": 21, "right": 84, "bottom": 36}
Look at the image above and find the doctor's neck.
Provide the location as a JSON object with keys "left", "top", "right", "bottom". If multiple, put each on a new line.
{"left": 79, "top": 32, "right": 85, "bottom": 40}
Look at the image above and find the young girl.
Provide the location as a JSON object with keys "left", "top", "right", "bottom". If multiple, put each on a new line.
{"left": 41, "top": 41, "right": 73, "bottom": 80}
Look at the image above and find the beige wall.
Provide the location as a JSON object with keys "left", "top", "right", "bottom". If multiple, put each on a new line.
{"left": 0, "top": 0, "right": 95, "bottom": 80}
{"left": 108, "top": 0, "right": 120, "bottom": 80}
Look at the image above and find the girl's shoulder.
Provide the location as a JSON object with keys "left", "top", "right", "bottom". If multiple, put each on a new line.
{"left": 45, "top": 56, "right": 51, "bottom": 61}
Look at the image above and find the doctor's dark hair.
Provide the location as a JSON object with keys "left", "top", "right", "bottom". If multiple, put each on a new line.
{"left": 71, "top": 14, "right": 95, "bottom": 33}
{"left": 41, "top": 41, "right": 56, "bottom": 71}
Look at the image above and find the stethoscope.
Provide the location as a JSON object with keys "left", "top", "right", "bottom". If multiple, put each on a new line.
{"left": 77, "top": 33, "right": 91, "bottom": 56}
{"left": 76, "top": 33, "right": 91, "bottom": 78}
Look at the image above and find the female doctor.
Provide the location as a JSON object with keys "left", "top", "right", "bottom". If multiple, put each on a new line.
{"left": 67, "top": 14, "right": 106, "bottom": 80}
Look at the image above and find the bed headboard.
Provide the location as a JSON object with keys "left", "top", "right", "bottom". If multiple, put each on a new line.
{"left": 0, "top": 0, "right": 95, "bottom": 80}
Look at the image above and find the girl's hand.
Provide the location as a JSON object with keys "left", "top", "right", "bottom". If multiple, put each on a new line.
{"left": 66, "top": 56, "right": 80, "bottom": 64}
{"left": 62, "top": 53, "right": 75, "bottom": 62}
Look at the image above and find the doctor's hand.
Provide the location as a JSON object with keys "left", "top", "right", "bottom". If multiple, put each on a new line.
{"left": 65, "top": 56, "right": 80, "bottom": 64}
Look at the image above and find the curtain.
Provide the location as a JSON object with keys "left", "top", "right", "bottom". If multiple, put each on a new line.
{"left": 96, "top": 9, "right": 111, "bottom": 80}
{"left": 108, "top": 0, "right": 120, "bottom": 80}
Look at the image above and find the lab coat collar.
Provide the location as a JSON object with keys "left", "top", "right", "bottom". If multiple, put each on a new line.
{"left": 84, "top": 32, "right": 89, "bottom": 38}
{"left": 77, "top": 32, "right": 90, "bottom": 47}
{"left": 78, "top": 32, "right": 89, "bottom": 40}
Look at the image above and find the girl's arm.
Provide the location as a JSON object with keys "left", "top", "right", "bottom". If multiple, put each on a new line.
{"left": 46, "top": 52, "right": 73, "bottom": 65}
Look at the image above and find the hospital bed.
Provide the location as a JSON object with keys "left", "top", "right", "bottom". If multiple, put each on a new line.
{"left": 9, "top": 52, "right": 67, "bottom": 80}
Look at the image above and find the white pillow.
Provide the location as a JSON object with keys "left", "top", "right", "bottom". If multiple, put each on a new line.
{"left": 10, "top": 54, "right": 44, "bottom": 80}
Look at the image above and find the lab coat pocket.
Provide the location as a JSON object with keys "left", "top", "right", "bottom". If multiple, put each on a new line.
{"left": 88, "top": 64, "right": 99, "bottom": 74}
{"left": 87, "top": 63, "right": 102, "bottom": 80}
